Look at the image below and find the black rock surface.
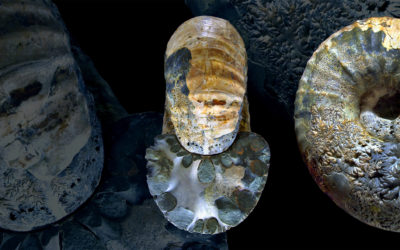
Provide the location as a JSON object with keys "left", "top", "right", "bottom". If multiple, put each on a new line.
{"left": 71, "top": 46, "right": 128, "bottom": 127}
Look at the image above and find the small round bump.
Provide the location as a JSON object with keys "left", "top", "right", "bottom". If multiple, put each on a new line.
{"left": 220, "top": 153, "right": 233, "bottom": 168}
{"left": 197, "top": 159, "right": 216, "bottom": 184}
{"left": 182, "top": 154, "right": 193, "bottom": 168}
{"left": 234, "top": 189, "right": 257, "bottom": 214}
{"left": 249, "top": 159, "right": 268, "bottom": 177}
{"left": 192, "top": 219, "right": 204, "bottom": 233}
{"left": 204, "top": 217, "right": 219, "bottom": 234}
{"left": 156, "top": 192, "right": 177, "bottom": 212}
{"left": 215, "top": 196, "right": 243, "bottom": 226}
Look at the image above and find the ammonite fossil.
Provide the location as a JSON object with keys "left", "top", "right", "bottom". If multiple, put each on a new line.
{"left": 0, "top": 0, "right": 103, "bottom": 231}
{"left": 163, "top": 15, "right": 248, "bottom": 155}
{"left": 295, "top": 17, "right": 400, "bottom": 231}
{"left": 146, "top": 16, "right": 270, "bottom": 234}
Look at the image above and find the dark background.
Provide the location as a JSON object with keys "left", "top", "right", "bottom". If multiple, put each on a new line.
{"left": 52, "top": 0, "right": 399, "bottom": 249}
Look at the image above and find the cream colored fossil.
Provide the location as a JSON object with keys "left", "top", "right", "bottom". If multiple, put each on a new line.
{"left": 295, "top": 17, "right": 400, "bottom": 232}
{"left": 146, "top": 16, "right": 270, "bottom": 234}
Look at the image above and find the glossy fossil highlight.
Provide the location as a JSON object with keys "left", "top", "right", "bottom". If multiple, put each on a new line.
{"left": 295, "top": 17, "right": 400, "bottom": 231}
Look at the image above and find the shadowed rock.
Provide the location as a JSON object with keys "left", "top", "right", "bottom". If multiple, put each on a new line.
{"left": 0, "top": 0, "right": 103, "bottom": 232}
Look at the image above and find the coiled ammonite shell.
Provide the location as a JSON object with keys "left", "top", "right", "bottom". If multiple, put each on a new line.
{"left": 295, "top": 17, "right": 400, "bottom": 231}
{"left": 146, "top": 16, "right": 270, "bottom": 234}
{"left": 0, "top": 0, "right": 103, "bottom": 231}
{"left": 163, "top": 15, "right": 247, "bottom": 155}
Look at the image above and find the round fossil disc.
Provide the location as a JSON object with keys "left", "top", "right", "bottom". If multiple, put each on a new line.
{"left": 295, "top": 17, "right": 400, "bottom": 231}
{"left": 164, "top": 16, "right": 247, "bottom": 155}
{"left": 146, "top": 132, "right": 270, "bottom": 234}
{"left": 0, "top": 0, "right": 103, "bottom": 231}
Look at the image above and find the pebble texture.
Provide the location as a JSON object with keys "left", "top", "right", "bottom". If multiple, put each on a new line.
{"left": 146, "top": 132, "right": 270, "bottom": 233}
{"left": 185, "top": 0, "right": 400, "bottom": 117}
{"left": 164, "top": 16, "right": 248, "bottom": 155}
{"left": 0, "top": 0, "right": 103, "bottom": 231}
{"left": 295, "top": 17, "right": 400, "bottom": 232}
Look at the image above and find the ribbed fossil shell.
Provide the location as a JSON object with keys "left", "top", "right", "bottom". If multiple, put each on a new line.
{"left": 164, "top": 16, "right": 247, "bottom": 155}
{"left": 295, "top": 17, "right": 400, "bottom": 231}
{"left": 0, "top": 0, "right": 103, "bottom": 231}
{"left": 146, "top": 16, "right": 269, "bottom": 234}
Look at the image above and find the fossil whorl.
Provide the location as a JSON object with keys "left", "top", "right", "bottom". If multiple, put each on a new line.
{"left": 163, "top": 15, "right": 247, "bottom": 155}
{"left": 295, "top": 17, "right": 400, "bottom": 231}
{"left": 146, "top": 16, "right": 270, "bottom": 234}
{"left": 0, "top": 0, "right": 103, "bottom": 231}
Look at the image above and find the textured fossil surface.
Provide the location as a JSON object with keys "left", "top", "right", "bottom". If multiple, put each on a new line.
{"left": 295, "top": 17, "right": 400, "bottom": 231}
{"left": 0, "top": 0, "right": 103, "bottom": 231}
{"left": 164, "top": 16, "right": 247, "bottom": 155}
{"left": 186, "top": 0, "right": 400, "bottom": 118}
{"left": 146, "top": 132, "right": 269, "bottom": 233}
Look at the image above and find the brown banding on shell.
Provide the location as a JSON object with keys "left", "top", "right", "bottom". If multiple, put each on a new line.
{"left": 164, "top": 16, "right": 247, "bottom": 155}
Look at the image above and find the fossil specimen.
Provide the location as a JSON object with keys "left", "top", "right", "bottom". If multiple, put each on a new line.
{"left": 163, "top": 15, "right": 248, "bottom": 155}
{"left": 295, "top": 17, "right": 400, "bottom": 231}
{"left": 146, "top": 132, "right": 269, "bottom": 234}
{"left": 146, "top": 16, "right": 269, "bottom": 234}
{"left": 0, "top": 0, "right": 103, "bottom": 231}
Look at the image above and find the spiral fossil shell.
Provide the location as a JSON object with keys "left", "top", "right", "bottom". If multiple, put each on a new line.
{"left": 146, "top": 16, "right": 270, "bottom": 234}
{"left": 295, "top": 17, "right": 400, "bottom": 231}
{"left": 0, "top": 0, "right": 103, "bottom": 231}
{"left": 163, "top": 16, "right": 247, "bottom": 155}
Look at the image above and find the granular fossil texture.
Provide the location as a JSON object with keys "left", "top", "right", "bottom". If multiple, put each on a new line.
{"left": 295, "top": 17, "right": 400, "bottom": 231}
{"left": 186, "top": 0, "right": 400, "bottom": 117}
{"left": 146, "top": 132, "right": 270, "bottom": 233}
{"left": 0, "top": 0, "right": 103, "bottom": 231}
{"left": 163, "top": 16, "right": 248, "bottom": 155}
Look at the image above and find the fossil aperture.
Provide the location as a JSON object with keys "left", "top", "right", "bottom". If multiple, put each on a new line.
{"left": 295, "top": 17, "right": 400, "bottom": 231}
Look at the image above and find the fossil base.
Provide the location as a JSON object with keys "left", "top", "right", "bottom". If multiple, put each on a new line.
{"left": 146, "top": 132, "right": 270, "bottom": 234}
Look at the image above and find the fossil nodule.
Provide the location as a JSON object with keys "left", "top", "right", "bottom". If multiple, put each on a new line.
{"left": 146, "top": 16, "right": 270, "bottom": 234}
{"left": 295, "top": 17, "right": 400, "bottom": 231}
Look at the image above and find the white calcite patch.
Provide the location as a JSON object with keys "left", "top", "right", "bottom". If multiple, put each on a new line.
{"left": 146, "top": 132, "right": 270, "bottom": 234}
